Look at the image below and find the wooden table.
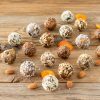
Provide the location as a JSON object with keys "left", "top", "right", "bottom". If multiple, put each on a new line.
{"left": 0, "top": 0, "right": 100, "bottom": 100}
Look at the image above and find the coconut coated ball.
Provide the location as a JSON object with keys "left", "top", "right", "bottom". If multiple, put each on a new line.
{"left": 1, "top": 48, "right": 16, "bottom": 64}
{"left": 41, "top": 52, "right": 55, "bottom": 67}
{"left": 93, "top": 29, "right": 100, "bottom": 40}
{"left": 96, "top": 45, "right": 100, "bottom": 57}
{"left": 59, "top": 25, "right": 73, "bottom": 38}
{"left": 75, "top": 34, "right": 90, "bottom": 49}
{"left": 44, "top": 17, "right": 57, "bottom": 30}
{"left": 22, "top": 42, "right": 36, "bottom": 57}
{"left": 8, "top": 32, "right": 22, "bottom": 46}
{"left": 26, "top": 23, "right": 41, "bottom": 38}
{"left": 39, "top": 33, "right": 54, "bottom": 47}
{"left": 57, "top": 46, "right": 70, "bottom": 59}
{"left": 74, "top": 19, "right": 87, "bottom": 31}
{"left": 20, "top": 61, "right": 36, "bottom": 77}
{"left": 61, "top": 10, "right": 74, "bottom": 23}
{"left": 77, "top": 54, "right": 94, "bottom": 70}
{"left": 42, "top": 75, "right": 58, "bottom": 92}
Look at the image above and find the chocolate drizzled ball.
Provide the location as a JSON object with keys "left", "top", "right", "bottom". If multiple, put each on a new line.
{"left": 59, "top": 25, "right": 73, "bottom": 38}
{"left": 96, "top": 45, "right": 100, "bottom": 57}
{"left": 39, "top": 33, "right": 54, "bottom": 47}
{"left": 58, "top": 62, "right": 74, "bottom": 79}
{"left": 20, "top": 61, "right": 36, "bottom": 77}
{"left": 75, "top": 34, "right": 90, "bottom": 49}
{"left": 26, "top": 23, "right": 41, "bottom": 38}
{"left": 41, "top": 52, "right": 55, "bottom": 67}
{"left": 8, "top": 32, "right": 22, "bottom": 46}
{"left": 22, "top": 42, "right": 36, "bottom": 57}
{"left": 44, "top": 17, "right": 57, "bottom": 30}
{"left": 1, "top": 48, "right": 16, "bottom": 64}
{"left": 93, "top": 29, "right": 100, "bottom": 40}
{"left": 74, "top": 19, "right": 87, "bottom": 31}
{"left": 42, "top": 75, "right": 59, "bottom": 92}
{"left": 61, "top": 10, "right": 74, "bottom": 23}
{"left": 77, "top": 54, "right": 94, "bottom": 70}
{"left": 57, "top": 46, "right": 70, "bottom": 59}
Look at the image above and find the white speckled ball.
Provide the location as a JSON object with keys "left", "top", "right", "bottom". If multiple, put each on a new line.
{"left": 26, "top": 23, "right": 41, "bottom": 37}
{"left": 77, "top": 54, "right": 94, "bottom": 70}
{"left": 59, "top": 25, "right": 73, "bottom": 38}
{"left": 96, "top": 45, "right": 100, "bottom": 57}
{"left": 41, "top": 52, "right": 55, "bottom": 67}
{"left": 8, "top": 32, "right": 22, "bottom": 46}
{"left": 61, "top": 10, "right": 74, "bottom": 23}
{"left": 75, "top": 34, "right": 90, "bottom": 49}
{"left": 42, "top": 75, "right": 59, "bottom": 92}
{"left": 20, "top": 61, "right": 36, "bottom": 77}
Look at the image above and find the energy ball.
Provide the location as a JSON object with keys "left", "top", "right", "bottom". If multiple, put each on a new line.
{"left": 96, "top": 45, "right": 100, "bottom": 57}
{"left": 44, "top": 17, "right": 57, "bottom": 30}
{"left": 75, "top": 34, "right": 90, "bottom": 49}
{"left": 8, "top": 32, "right": 22, "bottom": 46}
{"left": 93, "top": 29, "right": 100, "bottom": 40}
{"left": 39, "top": 33, "right": 54, "bottom": 47}
{"left": 22, "top": 42, "right": 36, "bottom": 57}
{"left": 41, "top": 52, "right": 55, "bottom": 67}
{"left": 26, "top": 23, "right": 41, "bottom": 38}
{"left": 58, "top": 62, "right": 74, "bottom": 79}
{"left": 77, "top": 54, "right": 94, "bottom": 70}
{"left": 74, "top": 19, "right": 87, "bottom": 31}
{"left": 1, "top": 48, "right": 16, "bottom": 64}
{"left": 20, "top": 61, "right": 36, "bottom": 77}
{"left": 57, "top": 46, "right": 70, "bottom": 59}
{"left": 42, "top": 75, "right": 58, "bottom": 92}
{"left": 59, "top": 25, "right": 73, "bottom": 38}
{"left": 61, "top": 10, "right": 74, "bottom": 23}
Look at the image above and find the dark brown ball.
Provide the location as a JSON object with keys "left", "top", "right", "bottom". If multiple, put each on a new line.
{"left": 94, "top": 29, "right": 100, "bottom": 40}
{"left": 22, "top": 42, "right": 36, "bottom": 57}
{"left": 44, "top": 17, "right": 57, "bottom": 30}
{"left": 57, "top": 46, "right": 70, "bottom": 59}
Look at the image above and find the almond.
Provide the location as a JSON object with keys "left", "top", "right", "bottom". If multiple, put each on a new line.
{"left": 95, "top": 60, "right": 100, "bottom": 66}
{"left": 77, "top": 71, "right": 86, "bottom": 79}
{"left": 27, "top": 82, "right": 38, "bottom": 90}
{"left": 5, "top": 68, "right": 15, "bottom": 75}
{"left": 66, "top": 80, "right": 73, "bottom": 89}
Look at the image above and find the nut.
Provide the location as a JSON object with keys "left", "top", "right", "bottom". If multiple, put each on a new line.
{"left": 66, "top": 80, "right": 73, "bottom": 89}
{"left": 5, "top": 68, "right": 15, "bottom": 75}
{"left": 77, "top": 71, "right": 86, "bottom": 79}
{"left": 95, "top": 60, "right": 100, "bottom": 66}
{"left": 27, "top": 82, "right": 38, "bottom": 90}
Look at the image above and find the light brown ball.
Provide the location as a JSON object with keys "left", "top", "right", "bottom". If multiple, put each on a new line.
{"left": 93, "top": 29, "right": 100, "bottom": 40}
{"left": 96, "top": 45, "right": 100, "bottom": 57}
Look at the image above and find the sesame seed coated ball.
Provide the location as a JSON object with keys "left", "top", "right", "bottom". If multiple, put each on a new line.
{"left": 42, "top": 75, "right": 59, "bottom": 92}
{"left": 96, "top": 45, "right": 100, "bottom": 57}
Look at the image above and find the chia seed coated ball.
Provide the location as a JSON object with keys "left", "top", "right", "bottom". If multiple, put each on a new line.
{"left": 42, "top": 75, "right": 58, "bottom": 92}
{"left": 93, "top": 29, "right": 100, "bottom": 40}
{"left": 39, "top": 33, "right": 54, "bottom": 47}
{"left": 74, "top": 19, "right": 87, "bottom": 31}
{"left": 22, "top": 42, "right": 36, "bottom": 57}
{"left": 57, "top": 46, "right": 70, "bottom": 59}
{"left": 20, "top": 61, "right": 36, "bottom": 77}
{"left": 61, "top": 10, "right": 74, "bottom": 23}
{"left": 59, "top": 25, "right": 73, "bottom": 38}
{"left": 26, "top": 23, "right": 41, "bottom": 38}
{"left": 8, "top": 32, "right": 22, "bottom": 46}
{"left": 40, "top": 52, "right": 55, "bottom": 67}
{"left": 75, "top": 34, "right": 90, "bottom": 49}
{"left": 1, "top": 48, "right": 16, "bottom": 64}
{"left": 58, "top": 62, "right": 74, "bottom": 79}
{"left": 44, "top": 17, "right": 57, "bottom": 30}
{"left": 77, "top": 54, "right": 94, "bottom": 70}
{"left": 96, "top": 45, "right": 100, "bottom": 57}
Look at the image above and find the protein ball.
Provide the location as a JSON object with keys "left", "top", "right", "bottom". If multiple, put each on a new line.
{"left": 41, "top": 52, "right": 55, "bottom": 67}
{"left": 61, "top": 10, "right": 74, "bottom": 23}
{"left": 8, "top": 32, "right": 22, "bottom": 46}
{"left": 57, "top": 46, "right": 70, "bottom": 59}
{"left": 58, "top": 62, "right": 74, "bottom": 79}
{"left": 93, "top": 29, "right": 100, "bottom": 40}
{"left": 96, "top": 45, "right": 100, "bottom": 57}
{"left": 74, "top": 19, "right": 87, "bottom": 31}
{"left": 39, "top": 33, "right": 54, "bottom": 47}
{"left": 59, "top": 25, "right": 73, "bottom": 38}
{"left": 42, "top": 75, "right": 58, "bottom": 92}
{"left": 1, "top": 48, "right": 16, "bottom": 64}
{"left": 26, "top": 23, "right": 40, "bottom": 37}
{"left": 22, "top": 42, "right": 36, "bottom": 57}
{"left": 75, "top": 34, "right": 90, "bottom": 49}
{"left": 77, "top": 54, "right": 94, "bottom": 70}
{"left": 20, "top": 61, "right": 36, "bottom": 77}
{"left": 44, "top": 17, "right": 57, "bottom": 30}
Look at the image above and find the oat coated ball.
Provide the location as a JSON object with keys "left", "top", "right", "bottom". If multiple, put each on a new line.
{"left": 96, "top": 45, "right": 100, "bottom": 57}
{"left": 93, "top": 29, "right": 100, "bottom": 40}
{"left": 42, "top": 75, "right": 59, "bottom": 92}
